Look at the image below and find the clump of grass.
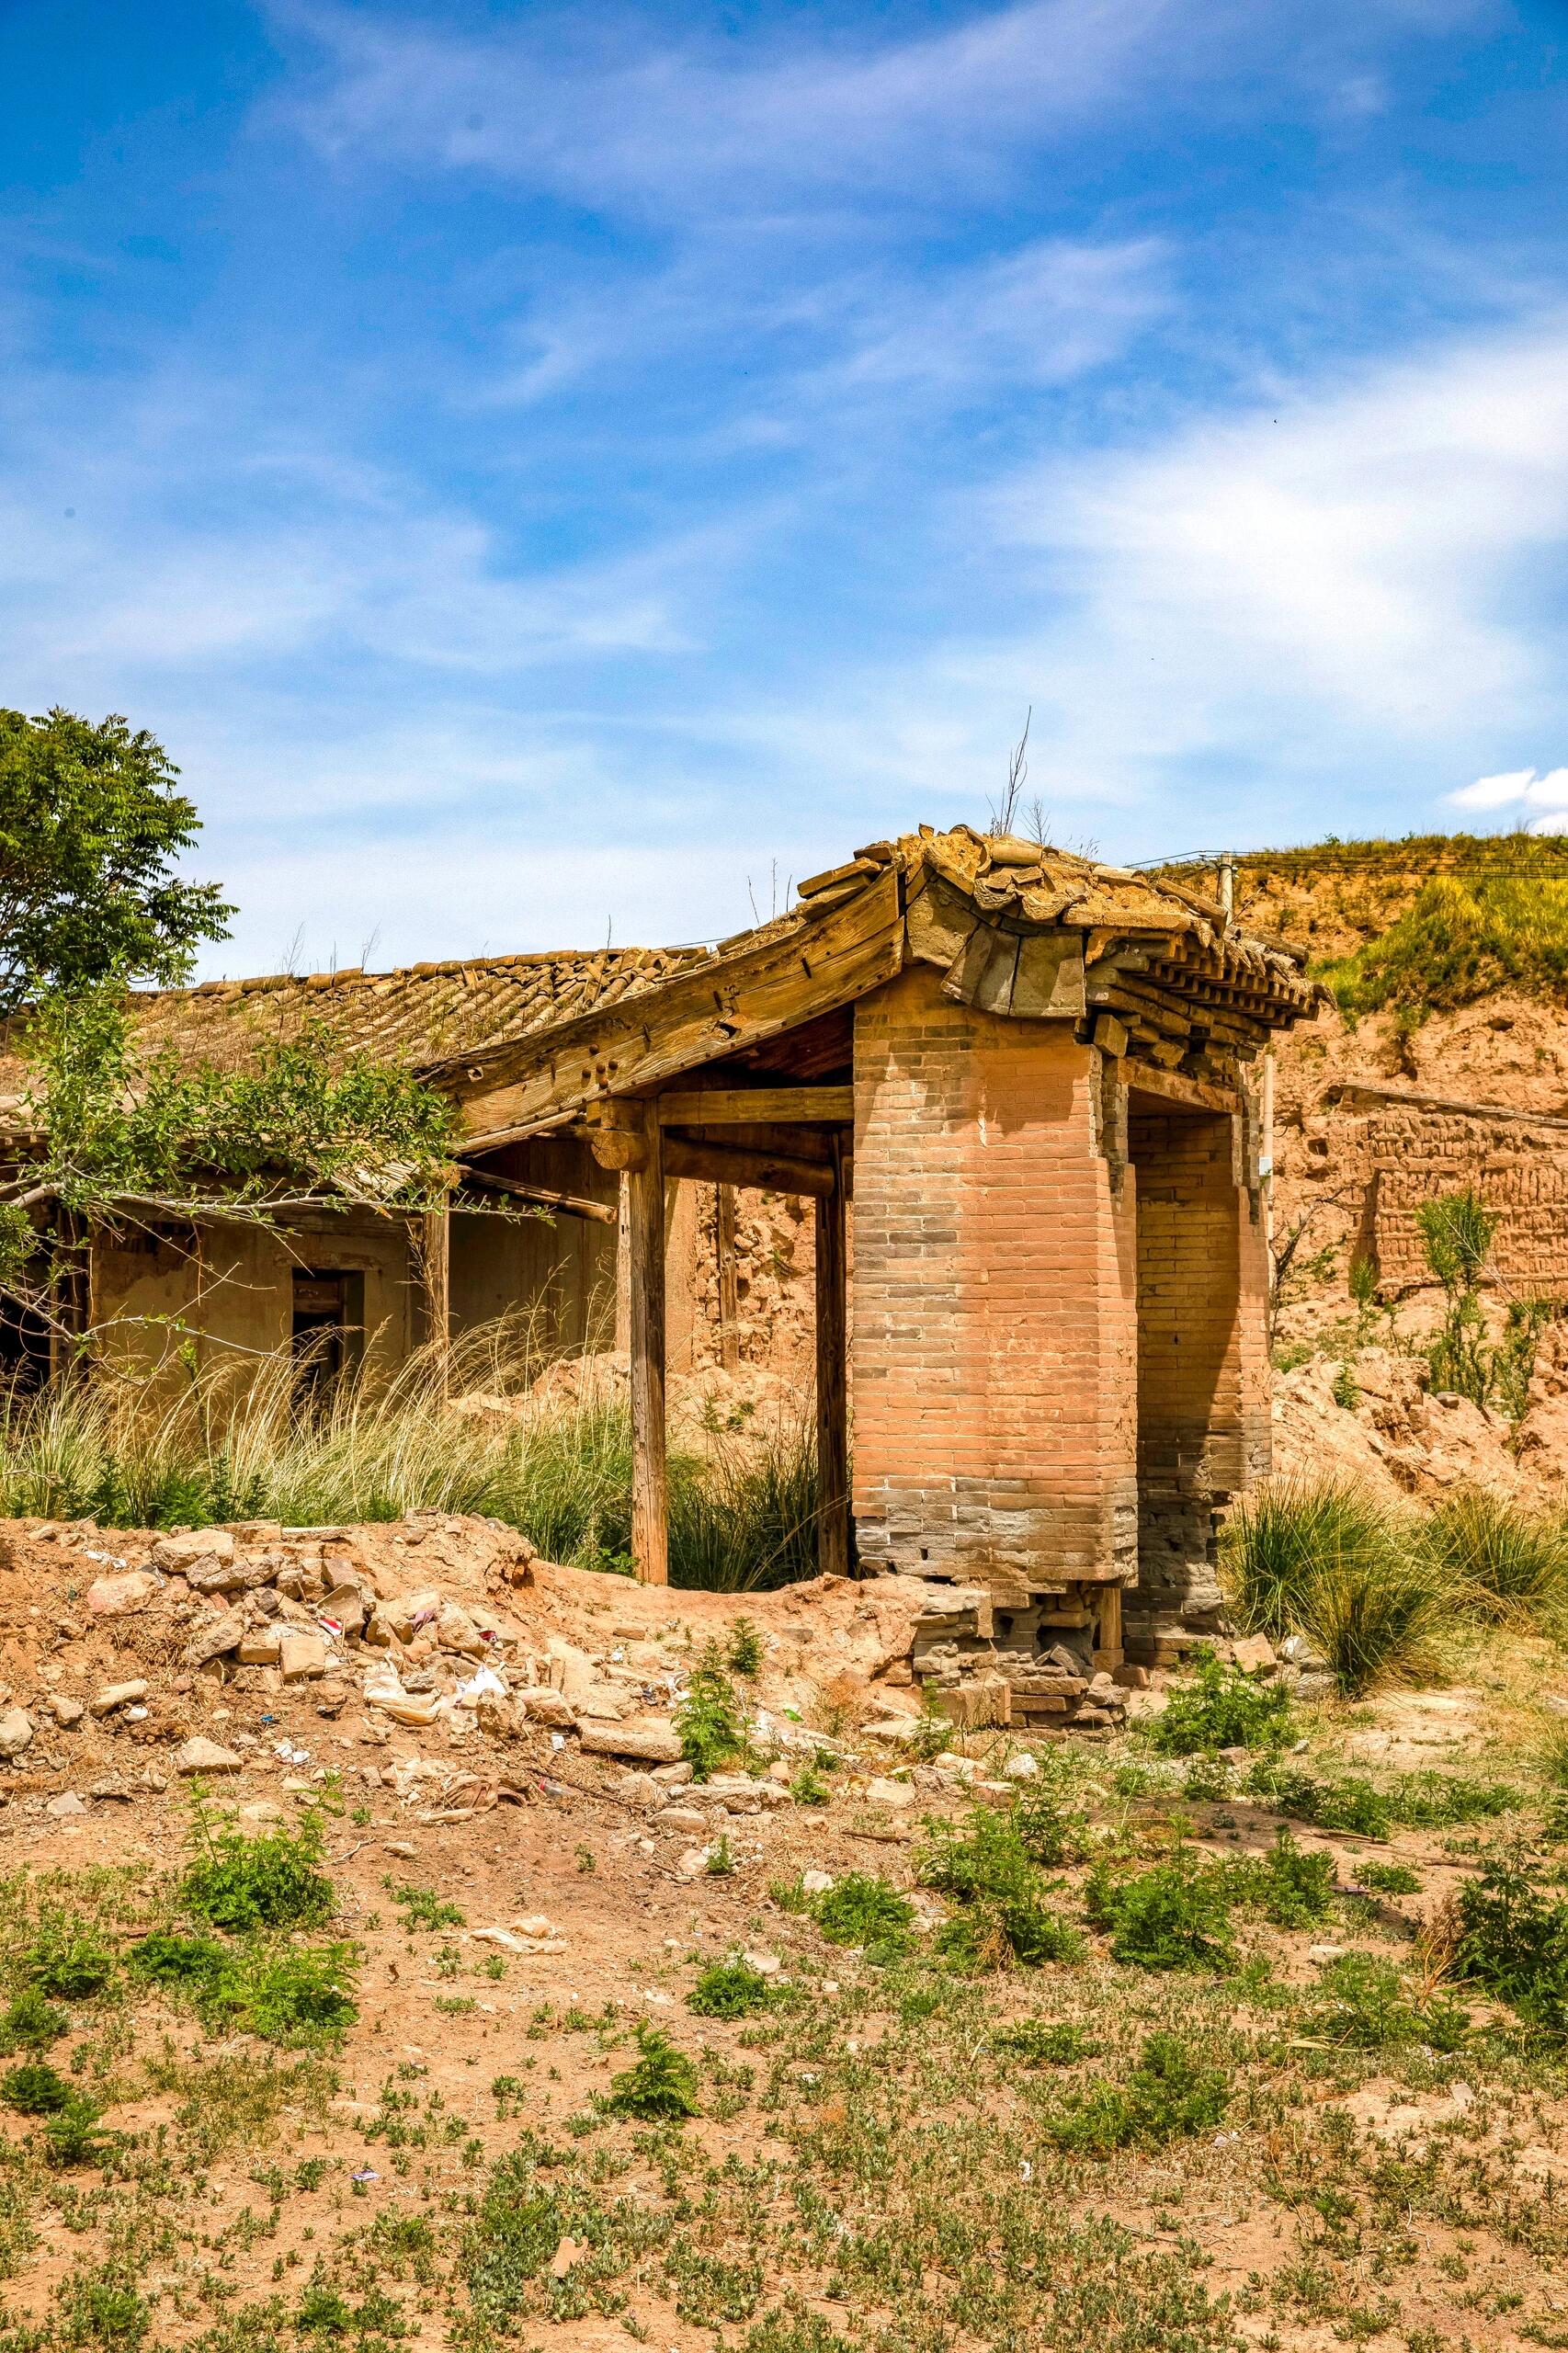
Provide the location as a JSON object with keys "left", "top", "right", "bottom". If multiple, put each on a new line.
{"left": 1040, "top": 2031, "right": 1232, "bottom": 2154}
{"left": 0, "top": 1314, "right": 824, "bottom": 1592}
{"left": 687, "top": 1959, "right": 776, "bottom": 2018}
{"left": 1085, "top": 1849, "right": 1236, "bottom": 1974}
{"left": 1422, "top": 1488, "right": 1568, "bottom": 1627}
{"left": 676, "top": 1644, "right": 745, "bottom": 1781}
{"left": 1223, "top": 1479, "right": 1450, "bottom": 1697}
{"left": 1354, "top": 1861, "right": 1422, "bottom": 1896}
{"left": 1233, "top": 1827, "right": 1337, "bottom": 1929}
{"left": 1322, "top": 870, "right": 1568, "bottom": 1023}
{"left": 386, "top": 1880, "right": 465, "bottom": 1932}
{"left": 1246, "top": 1758, "right": 1518, "bottom": 1836}
{"left": 1306, "top": 1953, "right": 1470, "bottom": 2052}
{"left": 603, "top": 2026, "right": 701, "bottom": 2120}
{"left": 1149, "top": 1648, "right": 1296, "bottom": 1756}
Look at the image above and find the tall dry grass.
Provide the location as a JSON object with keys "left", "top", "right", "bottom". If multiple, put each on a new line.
{"left": 1224, "top": 1476, "right": 1568, "bottom": 1698}
{"left": 0, "top": 1318, "right": 821, "bottom": 1592}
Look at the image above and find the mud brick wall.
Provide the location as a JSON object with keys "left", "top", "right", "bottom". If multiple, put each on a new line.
{"left": 1129, "top": 1106, "right": 1269, "bottom": 1639}
{"left": 850, "top": 965, "right": 1138, "bottom": 1595}
{"left": 1366, "top": 1111, "right": 1568, "bottom": 1299}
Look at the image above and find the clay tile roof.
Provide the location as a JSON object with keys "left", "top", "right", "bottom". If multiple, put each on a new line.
{"left": 121, "top": 945, "right": 710, "bottom": 1076}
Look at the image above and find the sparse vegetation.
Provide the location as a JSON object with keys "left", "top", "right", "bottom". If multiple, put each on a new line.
{"left": 1147, "top": 1647, "right": 1295, "bottom": 1755}
{"left": 676, "top": 1644, "right": 746, "bottom": 1779}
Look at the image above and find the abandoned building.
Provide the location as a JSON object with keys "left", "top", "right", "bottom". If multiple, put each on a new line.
{"left": 4, "top": 824, "right": 1324, "bottom": 1696}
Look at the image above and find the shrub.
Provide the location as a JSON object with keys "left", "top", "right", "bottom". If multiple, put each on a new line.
{"left": 1149, "top": 1649, "right": 1296, "bottom": 1756}
{"left": 1306, "top": 1953, "right": 1470, "bottom": 2052}
{"left": 727, "top": 1618, "right": 763, "bottom": 1676}
{"left": 603, "top": 2025, "right": 701, "bottom": 2120}
{"left": 809, "top": 1874, "right": 914, "bottom": 1952}
{"left": 181, "top": 1794, "right": 335, "bottom": 1934}
{"left": 687, "top": 1960, "right": 775, "bottom": 2018}
{"left": 212, "top": 1946, "right": 358, "bottom": 2044}
{"left": 1041, "top": 2031, "right": 1232, "bottom": 2154}
{"left": 127, "top": 1931, "right": 228, "bottom": 1988}
{"left": 1085, "top": 1850, "right": 1236, "bottom": 1973}
{"left": 1, "top": 2062, "right": 73, "bottom": 2115}
{"left": 1455, "top": 1856, "right": 1568, "bottom": 2036}
{"left": 1422, "top": 1488, "right": 1568, "bottom": 1627}
{"left": 41, "top": 2093, "right": 112, "bottom": 2168}
{"left": 1247, "top": 1760, "right": 1517, "bottom": 1836}
{"left": 676, "top": 1646, "right": 745, "bottom": 1782}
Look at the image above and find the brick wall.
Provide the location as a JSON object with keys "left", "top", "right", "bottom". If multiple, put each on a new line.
{"left": 1128, "top": 1105, "right": 1270, "bottom": 1637}
{"left": 850, "top": 965, "right": 1138, "bottom": 1597}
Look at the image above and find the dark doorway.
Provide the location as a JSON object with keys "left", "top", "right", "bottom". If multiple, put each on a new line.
{"left": 291, "top": 1270, "right": 364, "bottom": 1400}
{"left": 0, "top": 1292, "right": 51, "bottom": 1392}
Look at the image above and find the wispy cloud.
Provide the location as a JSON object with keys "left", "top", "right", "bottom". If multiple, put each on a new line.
{"left": 275, "top": 0, "right": 1199, "bottom": 219}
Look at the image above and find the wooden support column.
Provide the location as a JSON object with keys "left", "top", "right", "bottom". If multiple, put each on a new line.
{"left": 51, "top": 1210, "right": 91, "bottom": 1385}
{"left": 715, "top": 1184, "right": 740, "bottom": 1371}
{"left": 628, "top": 1108, "right": 668, "bottom": 1585}
{"left": 814, "top": 1132, "right": 849, "bottom": 1577}
{"left": 418, "top": 1195, "right": 450, "bottom": 1394}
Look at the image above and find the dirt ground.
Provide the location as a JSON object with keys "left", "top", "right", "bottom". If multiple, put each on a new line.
{"left": 3, "top": 1514, "right": 1568, "bottom": 2352}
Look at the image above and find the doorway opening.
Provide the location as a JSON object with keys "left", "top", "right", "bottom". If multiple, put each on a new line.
{"left": 291, "top": 1269, "right": 364, "bottom": 1401}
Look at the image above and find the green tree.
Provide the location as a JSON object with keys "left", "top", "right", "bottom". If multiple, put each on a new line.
{"left": 0, "top": 707, "right": 232, "bottom": 1009}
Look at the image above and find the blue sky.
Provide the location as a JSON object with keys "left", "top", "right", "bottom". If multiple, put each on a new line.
{"left": 4, "top": 0, "right": 1568, "bottom": 973}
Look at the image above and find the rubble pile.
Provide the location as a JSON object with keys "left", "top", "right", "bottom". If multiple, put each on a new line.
{"left": 0, "top": 1512, "right": 1138, "bottom": 1838}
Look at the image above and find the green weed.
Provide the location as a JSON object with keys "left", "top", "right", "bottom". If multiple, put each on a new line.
{"left": 676, "top": 1645, "right": 745, "bottom": 1781}
{"left": 1305, "top": 1953, "right": 1470, "bottom": 2052}
{"left": 1085, "top": 1849, "right": 1236, "bottom": 1973}
{"left": 687, "top": 1959, "right": 777, "bottom": 2018}
{"left": 603, "top": 2025, "right": 701, "bottom": 2120}
{"left": 807, "top": 1873, "right": 915, "bottom": 1953}
{"left": 1040, "top": 2031, "right": 1232, "bottom": 2154}
{"left": 0, "top": 2063, "right": 72, "bottom": 2116}
{"left": 182, "top": 1791, "right": 335, "bottom": 1933}
{"left": 1149, "top": 1648, "right": 1296, "bottom": 1756}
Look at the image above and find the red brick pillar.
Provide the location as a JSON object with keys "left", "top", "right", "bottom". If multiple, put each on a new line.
{"left": 1127, "top": 1104, "right": 1270, "bottom": 1642}
{"left": 850, "top": 965, "right": 1138, "bottom": 1597}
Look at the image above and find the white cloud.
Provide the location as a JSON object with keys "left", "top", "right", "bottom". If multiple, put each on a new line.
{"left": 1450, "top": 767, "right": 1543, "bottom": 808}
{"left": 1449, "top": 764, "right": 1568, "bottom": 812}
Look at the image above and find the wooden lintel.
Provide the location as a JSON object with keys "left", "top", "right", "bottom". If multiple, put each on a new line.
{"left": 449, "top": 868, "right": 902, "bottom": 1139}
{"left": 656, "top": 1086, "right": 853, "bottom": 1126}
{"left": 1124, "top": 1061, "right": 1239, "bottom": 1115}
{"left": 663, "top": 1135, "right": 835, "bottom": 1198}
{"left": 459, "top": 1168, "right": 617, "bottom": 1224}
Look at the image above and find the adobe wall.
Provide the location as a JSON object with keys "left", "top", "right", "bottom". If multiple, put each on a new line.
{"left": 848, "top": 964, "right": 1139, "bottom": 1597}
{"left": 1362, "top": 1109, "right": 1568, "bottom": 1299}
{"left": 90, "top": 1210, "right": 417, "bottom": 1388}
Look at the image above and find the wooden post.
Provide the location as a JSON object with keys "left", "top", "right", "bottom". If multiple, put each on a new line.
{"left": 419, "top": 1196, "right": 450, "bottom": 1395}
{"left": 51, "top": 1210, "right": 91, "bottom": 1385}
{"left": 629, "top": 1108, "right": 668, "bottom": 1585}
{"left": 715, "top": 1184, "right": 740, "bottom": 1370}
{"left": 814, "top": 1133, "right": 849, "bottom": 1577}
{"left": 613, "top": 1175, "right": 632, "bottom": 1357}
